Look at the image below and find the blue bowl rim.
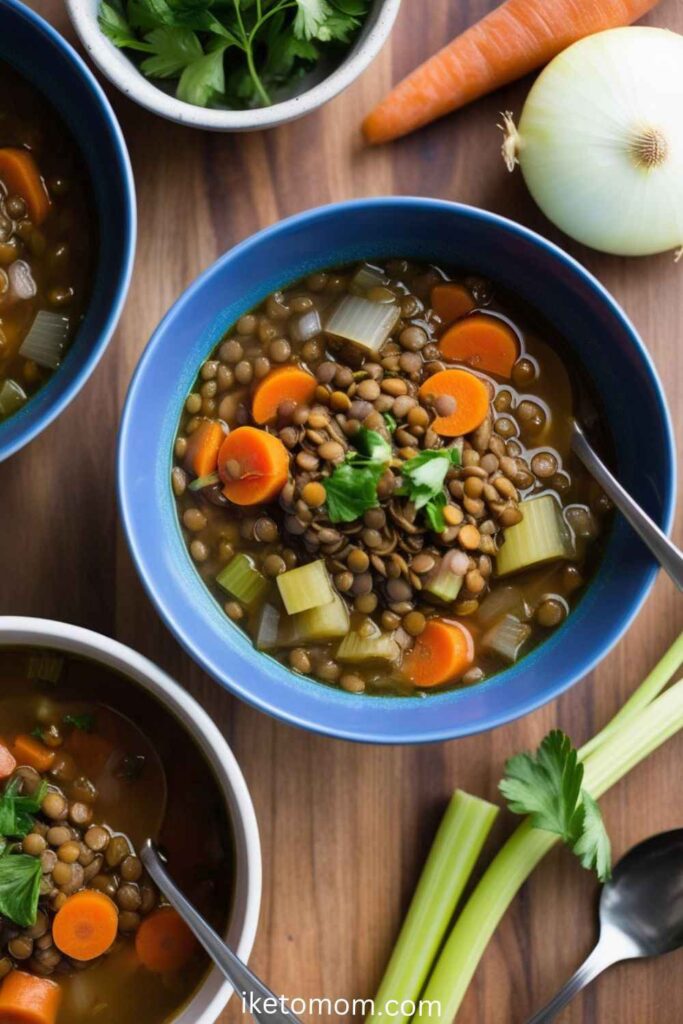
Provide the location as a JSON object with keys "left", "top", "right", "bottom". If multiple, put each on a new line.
{"left": 0, "top": 0, "right": 136, "bottom": 462}
{"left": 118, "top": 197, "right": 676, "bottom": 744}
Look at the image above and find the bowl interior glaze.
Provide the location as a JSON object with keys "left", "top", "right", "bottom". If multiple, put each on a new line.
{"left": 118, "top": 199, "right": 675, "bottom": 744}
{"left": 0, "top": 0, "right": 135, "bottom": 461}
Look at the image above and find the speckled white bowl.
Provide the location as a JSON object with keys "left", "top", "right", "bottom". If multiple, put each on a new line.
{"left": 0, "top": 617, "right": 261, "bottom": 1024}
{"left": 66, "top": 0, "right": 401, "bottom": 131}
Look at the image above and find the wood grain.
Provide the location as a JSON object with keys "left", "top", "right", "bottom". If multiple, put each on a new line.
{"left": 2, "top": 2, "right": 682, "bottom": 1022}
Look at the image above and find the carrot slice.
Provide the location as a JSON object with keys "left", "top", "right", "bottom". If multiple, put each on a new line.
{"left": 52, "top": 891, "right": 119, "bottom": 961}
{"left": 403, "top": 620, "right": 474, "bottom": 688}
{"left": 0, "top": 742, "right": 16, "bottom": 780}
{"left": 251, "top": 366, "right": 317, "bottom": 425}
{"left": 11, "top": 735, "right": 54, "bottom": 773}
{"left": 135, "top": 907, "right": 197, "bottom": 973}
{"left": 439, "top": 314, "right": 519, "bottom": 378}
{"left": 183, "top": 420, "right": 225, "bottom": 478}
{"left": 431, "top": 283, "right": 475, "bottom": 326}
{"left": 218, "top": 426, "right": 290, "bottom": 506}
{"left": 418, "top": 369, "right": 489, "bottom": 437}
{"left": 0, "top": 149, "right": 50, "bottom": 225}
{"left": 0, "top": 970, "right": 62, "bottom": 1024}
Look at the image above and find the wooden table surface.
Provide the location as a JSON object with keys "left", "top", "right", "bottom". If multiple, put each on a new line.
{"left": 3, "top": 2, "right": 682, "bottom": 1021}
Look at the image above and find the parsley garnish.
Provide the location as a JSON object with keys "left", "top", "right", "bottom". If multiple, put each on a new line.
{"left": 98, "top": 0, "right": 370, "bottom": 110}
{"left": 324, "top": 427, "right": 391, "bottom": 523}
{"left": 396, "top": 448, "right": 461, "bottom": 532}
{"left": 0, "top": 852, "right": 43, "bottom": 927}
{"left": 63, "top": 713, "right": 95, "bottom": 733}
{"left": 383, "top": 411, "right": 397, "bottom": 433}
{"left": 0, "top": 778, "right": 48, "bottom": 839}
{"left": 500, "top": 730, "right": 612, "bottom": 881}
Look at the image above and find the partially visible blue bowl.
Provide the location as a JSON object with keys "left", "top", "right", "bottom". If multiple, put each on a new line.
{"left": 118, "top": 198, "right": 676, "bottom": 744}
{"left": 0, "top": 0, "right": 135, "bottom": 462}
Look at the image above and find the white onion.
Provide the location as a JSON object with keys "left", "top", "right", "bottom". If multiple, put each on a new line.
{"left": 502, "top": 28, "right": 683, "bottom": 257}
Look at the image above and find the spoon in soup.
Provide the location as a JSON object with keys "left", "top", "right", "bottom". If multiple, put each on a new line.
{"left": 571, "top": 421, "right": 683, "bottom": 590}
{"left": 526, "top": 829, "right": 683, "bottom": 1022}
{"left": 140, "top": 840, "right": 303, "bottom": 1024}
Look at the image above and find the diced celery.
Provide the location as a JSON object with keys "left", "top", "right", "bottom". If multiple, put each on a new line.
{"left": 482, "top": 614, "right": 532, "bottom": 663}
{"left": 337, "top": 625, "right": 400, "bottom": 664}
{"left": 27, "top": 654, "right": 64, "bottom": 683}
{"left": 496, "top": 494, "right": 574, "bottom": 577}
{"left": 424, "top": 551, "right": 469, "bottom": 602}
{"left": 277, "top": 559, "right": 333, "bottom": 615}
{"left": 0, "top": 379, "right": 27, "bottom": 418}
{"left": 18, "top": 310, "right": 70, "bottom": 369}
{"left": 350, "top": 262, "right": 388, "bottom": 294}
{"left": 216, "top": 553, "right": 268, "bottom": 607}
{"left": 295, "top": 590, "right": 349, "bottom": 642}
{"left": 189, "top": 471, "right": 220, "bottom": 491}
{"left": 255, "top": 601, "right": 300, "bottom": 651}
{"left": 476, "top": 586, "right": 529, "bottom": 629}
{"left": 325, "top": 295, "right": 399, "bottom": 354}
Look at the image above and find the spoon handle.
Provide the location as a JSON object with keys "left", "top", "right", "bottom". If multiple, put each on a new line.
{"left": 571, "top": 422, "right": 683, "bottom": 591}
{"left": 141, "top": 841, "right": 302, "bottom": 1024}
{"left": 525, "top": 941, "right": 613, "bottom": 1023}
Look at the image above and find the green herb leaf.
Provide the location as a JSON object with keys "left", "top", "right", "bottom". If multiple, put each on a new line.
{"left": 573, "top": 791, "right": 612, "bottom": 882}
{"left": 383, "top": 411, "right": 397, "bottom": 433}
{"left": 293, "top": 0, "right": 334, "bottom": 40}
{"left": 324, "top": 426, "right": 391, "bottom": 523}
{"left": 99, "top": 1, "right": 154, "bottom": 50}
{"left": 177, "top": 41, "right": 230, "bottom": 106}
{"left": 139, "top": 26, "right": 203, "bottom": 78}
{"left": 500, "top": 730, "right": 612, "bottom": 882}
{"left": 397, "top": 448, "right": 461, "bottom": 516}
{"left": 63, "top": 713, "right": 95, "bottom": 733}
{"left": 0, "top": 779, "right": 48, "bottom": 839}
{"left": 424, "top": 493, "right": 447, "bottom": 533}
{"left": 0, "top": 853, "right": 43, "bottom": 927}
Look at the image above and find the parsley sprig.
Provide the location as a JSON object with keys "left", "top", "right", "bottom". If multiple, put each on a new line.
{"left": 396, "top": 447, "right": 461, "bottom": 532}
{"left": 500, "top": 730, "right": 612, "bottom": 881}
{"left": 99, "top": 0, "right": 370, "bottom": 110}
{"left": 324, "top": 427, "right": 391, "bottom": 523}
{"left": 0, "top": 778, "right": 48, "bottom": 927}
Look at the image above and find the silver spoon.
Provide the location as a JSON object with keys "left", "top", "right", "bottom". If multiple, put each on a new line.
{"left": 526, "top": 829, "right": 683, "bottom": 1022}
{"left": 571, "top": 421, "right": 683, "bottom": 590}
{"left": 140, "top": 839, "right": 303, "bottom": 1024}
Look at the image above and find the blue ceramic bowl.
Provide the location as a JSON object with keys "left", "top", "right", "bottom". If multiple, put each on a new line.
{"left": 118, "top": 199, "right": 676, "bottom": 744}
{"left": 0, "top": 0, "right": 135, "bottom": 462}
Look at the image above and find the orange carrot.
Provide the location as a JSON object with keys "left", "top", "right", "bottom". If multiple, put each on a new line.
{"left": 218, "top": 426, "right": 290, "bottom": 506}
{"left": 0, "top": 149, "right": 51, "bottom": 225}
{"left": 418, "top": 369, "right": 489, "bottom": 437}
{"left": 431, "top": 283, "right": 475, "bottom": 326}
{"left": 135, "top": 907, "right": 197, "bottom": 973}
{"left": 11, "top": 735, "right": 55, "bottom": 773}
{"left": 0, "top": 742, "right": 16, "bottom": 780}
{"left": 363, "top": 0, "right": 660, "bottom": 143}
{"left": 439, "top": 314, "right": 519, "bottom": 378}
{"left": 0, "top": 970, "right": 62, "bottom": 1024}
{"left": 52, "top": 891, "right": 119, "bottom": 961}
{"left": 183, "top": 420, "right": 225, "bottom": 478}
{"left": 251, "top": 366, "right": 317, "bottom": 425}
{"left": 404, "top": 620, "right": 474, "bottom": 688}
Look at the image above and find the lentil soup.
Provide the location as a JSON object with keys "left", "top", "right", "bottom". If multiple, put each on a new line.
{"left": 172, "top": 260, "right": 611, "bottom": 696}
{"left": 0, "top": 649, "right": 232, "bottom": 1023}
{"left": 0, "top": 64, "right": 95, "bottom": 422}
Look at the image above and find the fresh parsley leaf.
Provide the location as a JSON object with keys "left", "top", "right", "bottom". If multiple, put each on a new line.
{"left": 573, "top": 791, "right": 612, "bottom": 881}
{"left": 383, "top": 411, "right": 397, "bottom": 433}
{"left": 30, "top": 726, "right": 43, "bottom": 740}
{"left": 500, "top": 730, "right": 612, "bottom": 882}
{"left": 99, "top": 1, "right": 154, "bottom": 50}
{"left": 0, "top": 853, "right": 42, "bottom": 927}
{"left": 140, "top": 26, "right": 203, "bottom": 78}
{"left": 397, "top": 448, "right": 461, "bottom": 527}
{"left": 63, "top": 713, "right": 95, "bottom": 733}
{"left": 324, "top": 426, "right": 391, "bottom": 523}
{"left": 177, "top": 41, "right": 230, "bottom": 106}
{"left": 293, "top": 0, "right": 334, "bottom": 40}
{"left": 0, "top": 779, "right": 49, "bottom": 839}
{"left": 324, "top": 461, "right": 383, "bottom": 522}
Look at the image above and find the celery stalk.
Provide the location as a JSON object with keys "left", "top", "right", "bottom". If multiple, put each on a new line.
{"left": 418, "top": 635, "right": 683, "bottom": 1022}
{"left": 277, "top": 560, "right": 333, "bottom": 615}
{"left": 366, "top": 792, "right": 498, "bottom": 1024}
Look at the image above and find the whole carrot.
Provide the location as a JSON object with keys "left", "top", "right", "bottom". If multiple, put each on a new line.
{"left": 363, "top": 0, "right": 660, "bottom": 144}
